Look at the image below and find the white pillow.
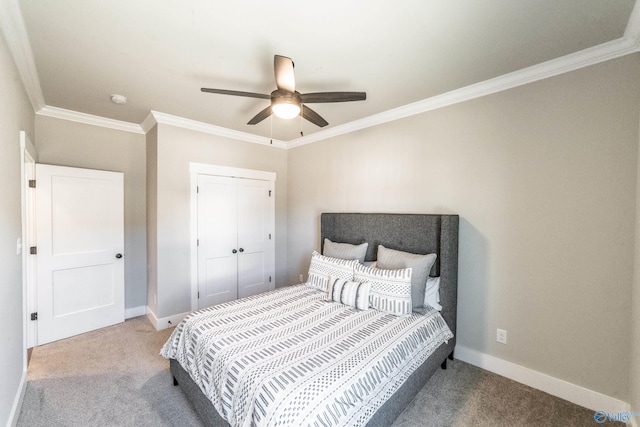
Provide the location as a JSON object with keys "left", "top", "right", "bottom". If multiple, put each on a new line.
{"left": 326, "top": 276, "right": 371, "bottom": 310}
{"left": 354, "top": 263, "right": 412, "bottom": 316}
{"left": 307, "top": 251, "right": 358, "bottom": 292}
{"left": 424, "top": 276, "right": 442, "bottom": 311}
{"left": 323, "top": 238, "right": 368, "bottom": 262}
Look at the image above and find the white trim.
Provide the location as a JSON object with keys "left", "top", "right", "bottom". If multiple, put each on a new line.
{"left": 21, "top": 132, "right": 37, "bottom": 349}
{"left": 190, "top": 172, "right": 199, "bottom": 311}
{"left": 0, "top": 0, "right": 45, "bottom": 111}
{"left": 3, "top": 0, "right": 640, "bottom": 145}
{"left": 624, "top": 0, "right": 640, "bottom": 49}
{"left": 454, "top": 345, "right": 630, "bottom": 415}
{"left": 140, "top": 112, "right": 157, "bottom": 134}
{"left": 287, "top": 38, "right": 640, "bottom": 148}
{"left": 145, "top": 306, "right": 189, "bottom": 331}
{"left": 37, "top": 106, "right": 145, "bottom": 134}
{"left": 148, "top": 111, "right": 287, "bottom": 149}
{"left": 7, "top": 369, "right": 27, "bottom": 427}
{"left": 124, "top": 305, "right": 146, "bottom": 319}
{"left": 189, "top": 162, "right": 277, "bottom": 181}
{"left": 15, "top": 131, "right": 33, "bottom": 427}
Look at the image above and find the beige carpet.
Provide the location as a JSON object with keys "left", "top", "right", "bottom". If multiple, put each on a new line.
{"left": 17, "top": 316, "right": 616, "bottom": 426}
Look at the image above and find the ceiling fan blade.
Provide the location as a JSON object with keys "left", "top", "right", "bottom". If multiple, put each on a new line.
{"left": 274, "top": 55, "right": 295, "bottom": 93}
{"left": 300, "top": 92, "right": 366, "bottom": 103}
{"left": 201, "top": 88, "right": 270, "bottom": 100}
{"left": 247, "top": 105, "right": 273, "bottom": 125}
{"left": 301, "top": 105, "right": 328, "bottom": 127}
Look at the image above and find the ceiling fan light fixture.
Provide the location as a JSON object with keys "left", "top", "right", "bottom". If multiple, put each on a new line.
{"left": 272, "top": 97, "right": 300, "bottom": 119}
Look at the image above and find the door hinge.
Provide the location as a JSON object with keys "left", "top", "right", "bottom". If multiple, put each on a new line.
{"left": 197, "top": 186, "right": 199, "bottom": 193}
{"left": 29, "top": 246, "right": 37, "bottom": 255}
{"left": 268, "top": 233, "right": 271, "bottom": 240}
{"left": 269, "top": 276, "right": 272, "bottom": 283}
{"left": 197, "top": 291, "right": 200, "bottom": 299}
{"left": 268, "top": 190, "right": 272, "bottom": 197}
{"left": 197, "top": 239, "right": 199, "bottom": 247}
{"left": 30, "top": 312, "right": 38, "bottom": 321}
{"left": 28, "top": 179, "right": 36, "bottom": 188}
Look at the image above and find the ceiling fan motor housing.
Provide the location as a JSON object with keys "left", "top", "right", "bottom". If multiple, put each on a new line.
{"left": 271, "top": 90, "right": 301, "bottom": 105}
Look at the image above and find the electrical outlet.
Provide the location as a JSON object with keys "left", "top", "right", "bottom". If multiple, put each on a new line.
{"left": 497, "top": 328, "right": 508, "bottom": 344}
{"left": 299, "top": 274, "right": 304, "bottom": 283}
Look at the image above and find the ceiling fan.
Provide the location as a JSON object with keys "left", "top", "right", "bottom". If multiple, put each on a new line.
{"left": 201, "top": 55, "right": 366, "bottom": 128}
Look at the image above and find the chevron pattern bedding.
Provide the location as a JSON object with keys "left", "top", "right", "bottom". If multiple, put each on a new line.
{"left": 161, "top": 284, "right": 453, "bottom": 427}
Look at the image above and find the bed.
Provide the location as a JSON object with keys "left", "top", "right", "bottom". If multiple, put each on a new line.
{"left": 162, "top": 213, "right": 459, "bottom": 426}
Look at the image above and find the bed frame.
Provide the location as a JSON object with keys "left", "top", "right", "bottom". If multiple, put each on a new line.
{"left": 170, "top": 212, "right": 459, "bottom": 426}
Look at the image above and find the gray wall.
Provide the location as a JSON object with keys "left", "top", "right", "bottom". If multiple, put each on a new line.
{"left": 632, "top": 111, "right": 640, "bottom": 419}
{"left": 34, "top": 115, "right": 148, "bottom": 311}
{"left": 287, "top": 54, "right": 640, "bottom": 401}
{"left": 146, "top": 125, "right": 158, "bottom": 315}
{"left": 150, "top": 124, "right": 288, "bottom": 319}
{"left": 0, "top": 31, "right": 35, "bottom": 424}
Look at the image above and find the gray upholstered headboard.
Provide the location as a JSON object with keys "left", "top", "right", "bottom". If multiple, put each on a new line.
{"left": 320, "top": 213, "right": 459, "bottom": 336}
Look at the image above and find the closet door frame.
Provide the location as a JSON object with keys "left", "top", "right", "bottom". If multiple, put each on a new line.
{"left": 189, "top": 162, "right": 276, "bottom": 311}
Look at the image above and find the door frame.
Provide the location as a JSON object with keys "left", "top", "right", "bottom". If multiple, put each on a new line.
{"left": 20, "top": 131, "right": 37, "bottom": 350}
{"left": 189, "top": 162, "right": 276, "bottom": 311}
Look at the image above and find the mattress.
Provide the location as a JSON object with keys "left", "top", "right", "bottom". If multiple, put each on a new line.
{"left": 161, "top": 284, "right": 453, "bottom": 427}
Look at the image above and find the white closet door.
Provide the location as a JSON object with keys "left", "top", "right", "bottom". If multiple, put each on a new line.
{"left": 36, "top": 164, "right": 124, "bottom": 345}
{"left": 197, "top": 175, "right": 238, "bottom": 309}
{"left": 237, "top": 178, "right": 271, "bottom": 298}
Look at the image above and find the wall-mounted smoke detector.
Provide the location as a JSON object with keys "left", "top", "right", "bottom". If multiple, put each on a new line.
{"left": 110, "top": 94, "right": 127, "bottom": 105}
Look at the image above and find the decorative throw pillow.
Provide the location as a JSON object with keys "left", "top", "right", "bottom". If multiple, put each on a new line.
{"left": 376, "top": 245, "right": 437, "bottom": 311}
{"left": 323, "top": 238, "right": 368, "bottom": 263}
{"left": 354, "top": 263, "right": 412, "bottom": 316}
{"left": 325, "top": 276, "right": 371, "bottom": 310}
{"left": 307, "top": 251, "right": 358, "bottom": 292}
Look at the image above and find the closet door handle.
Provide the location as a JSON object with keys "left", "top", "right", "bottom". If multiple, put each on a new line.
{"left": 232, "top": 249, "right": 238, "bottom": 254}
{"left": 239, "top": 248, "right": 244, "bottom": 253}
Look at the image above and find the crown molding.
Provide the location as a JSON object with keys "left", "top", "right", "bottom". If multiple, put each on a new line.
{"left": 287, "top": 13, "right": 640, "bottom": 149}
{"left": 624, "top": 0, "right": 640, "bottom": 49}
{"left": 145, "top": 111, "right": 288, "bottom": 149}
{"left": 4, "top": 0, "right": 640, "bottom": 147}
{"left": 37, "top": 106, "right": 145, "bottom": 134}
{"left": 0, "top": 0, "right": 45, "bottom": 111}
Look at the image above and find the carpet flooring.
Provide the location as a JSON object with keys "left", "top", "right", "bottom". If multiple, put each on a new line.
{"left": 17, "top": 316, "right": 617, "bottom": 427}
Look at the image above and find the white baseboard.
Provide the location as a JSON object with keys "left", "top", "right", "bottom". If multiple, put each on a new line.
{"left": 454, "top": 345, "right": 630, "bottom": 418}
{"left": 145, "top": 306, "right": 190, "bottom": 331}
{"left": 8, "top": 368, "right": 27, "bottom": 427}
{"left": 124, "top": 305, "right": 146, "bottom": 319}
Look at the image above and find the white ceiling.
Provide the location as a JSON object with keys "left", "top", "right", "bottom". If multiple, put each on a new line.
{"left": 3, "top": 0, "right": 639, "bottom": 143}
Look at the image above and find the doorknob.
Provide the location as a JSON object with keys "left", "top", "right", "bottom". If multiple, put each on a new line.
{"left": 232, "top": 249, "right": 238, "bottom": 254}
{"left": 239, "top": 248, "right": 244, "bottom": 253}
{"left": 115, "top": 253, "right": 123, "bottom": 259}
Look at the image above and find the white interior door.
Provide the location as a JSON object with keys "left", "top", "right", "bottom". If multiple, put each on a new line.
{"left": 197, "top": 175, "right": 238, "bottom": 308}
{"left": 36, "top": 164, "right": 124, "bottom": 345}
{"left": 237, "top": 178, "right": 271, "bottom": 298}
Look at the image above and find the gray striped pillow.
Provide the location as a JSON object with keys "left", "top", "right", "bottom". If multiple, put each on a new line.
{"left": 376, "top": 245, "right": 437, "bottom": 311}
{"left": 354, "top": 263, "right": 413, "bottom": 316}
{"left": 325, "top": 276, "right": 371, "bottom": 310}
{"left": 323, "top": 238, "right": 368, "bottom": 262}
{"left": 307, "top": 251, "right": 358, "bottom": 292}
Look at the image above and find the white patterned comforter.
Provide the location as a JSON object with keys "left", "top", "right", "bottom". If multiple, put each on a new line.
{"left": 161, "top": 284, "right": 453, "bottom": 427}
